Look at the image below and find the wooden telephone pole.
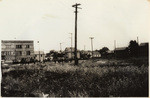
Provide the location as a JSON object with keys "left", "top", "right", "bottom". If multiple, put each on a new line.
{"left": 38, "top": 41, "right": 41, "bottom": 62}
{"left": 69, "top": 33, "right": 73, "bottom": 59}
{"left": 60, "top": 43, "right": 62, "bottom": 52}
{"left": 89, "top": 37, "right": 94, "bottom": 58}
{"left": 72, "top": 3, "right": 81, "bottom": 65}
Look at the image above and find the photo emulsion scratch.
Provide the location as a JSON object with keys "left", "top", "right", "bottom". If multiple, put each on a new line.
{"left": 0, "top": 0, "right": 149, "bottom": 97}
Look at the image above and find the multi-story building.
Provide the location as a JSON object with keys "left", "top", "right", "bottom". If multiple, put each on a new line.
{"left": 1, "top": 40, "right": 34, "bottom": 63}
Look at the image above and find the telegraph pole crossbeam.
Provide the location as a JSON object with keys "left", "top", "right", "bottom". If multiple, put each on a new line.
{"left": 72, "top": 3, "right": 81, "bottom": 65}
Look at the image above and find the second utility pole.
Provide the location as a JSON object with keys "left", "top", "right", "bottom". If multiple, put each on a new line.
{"left": 69, "top": 33, "right": 73, "bottom": 59}
{"left": 90, "top": 37, "right": 94, "bottom": 58}
{"left": 72, "top": 3, "right": 81, "bottom": 65}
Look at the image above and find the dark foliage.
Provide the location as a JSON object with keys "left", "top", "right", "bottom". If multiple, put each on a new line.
{"left": 128, "top": 40, "right": 139, "bottom": 57}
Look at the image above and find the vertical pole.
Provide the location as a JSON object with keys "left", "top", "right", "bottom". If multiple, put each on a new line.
{"left": 72, "top": 3, "right": 81, "bottom": 65}
{"left": 38, "top": 41, "right": 41, "bottom": 62}
{"left": 69, "top": 33, "right": 73, "bottom": 59}
{"left": 114, "top": 40, "right": 116, "bottom": 58}
{"left": 137, "top": 36, "right": 139, "bottom": 45}
{"left": 71, "top": 33, "right": 72, "bottom": 59}
{"left": 90, "top": 37, "right": 94, "bottom": 58}
{"left": 91, "top": 39, "right": 93, "bottom": 57}
{"left": 74, "top": 4, "right": 78, "bottom": 65}
{"left": 14, "top": 38, "right": 16, "bottom": 62}
{"left": 39, "top": 51, "right": 40, "bottom": 62}
{"left": 137, "top": 36, "right": 139, "bottom": 57}
{"left": 60, "top": 43, "right": 62, "bottom": 52}
{"left": 114, "top": 40, "right": 116, "bottom": 50}
{"left": 43, "top": 50, "right": 44, "bottom": 62}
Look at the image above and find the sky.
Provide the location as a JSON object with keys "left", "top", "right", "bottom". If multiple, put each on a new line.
{"left": 0, "top": 0, "right": 150, "bottom": 53}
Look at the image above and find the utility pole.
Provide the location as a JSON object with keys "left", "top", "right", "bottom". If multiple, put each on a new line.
{"left": 72, "top": 3, "right": 81, "bottom": 65}
{"left": 114, "top": 40, "right": 116, "bottom": 58}
{"left": 84, "top": 45, "right": 86, "bottom": 51}
{"left": 43, "top": 49, "right": 44, "bottom": 62}
{"left": 137, "top": 36, "right": 139, "bottom": 45}
{"left": 37, "top": 41, "right": 41, "bottom": 63}
{"left": 14, "top": 37, "right": 16, "bottom": 62}
{"left": 114, "top": 40, "right": 116, "bottom": 50}
{"left": 69, "top": 33, "right": 73, "bottom": 59}
{"left": 89, "top": 37, "right": 94, "bottom": 58}
{"left": 60, "top": 43, "right": 62, "bottom": 52}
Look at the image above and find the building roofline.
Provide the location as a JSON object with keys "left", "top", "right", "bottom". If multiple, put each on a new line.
{"left": 115, "top": 47, "right": 127, "bottom": 51}
{"left": 2, "top": 40, "right": 34, "bottom": 43}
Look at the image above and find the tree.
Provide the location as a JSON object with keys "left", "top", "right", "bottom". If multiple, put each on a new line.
{"left": 128, "top": 40, "right": 139, "bottom": 57}
{"left": 46, "top": 50, "right": 59, "bottom": 60}
{"left": 99, "top": 47, "right": 109, "bottom": 55}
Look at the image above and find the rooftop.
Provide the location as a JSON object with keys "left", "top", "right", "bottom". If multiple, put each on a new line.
{"left": 2, "top": 40, "right": 33, "bottom": 43}
{"left": 140, "top": 43, "right": 148, "bottom": 46}
{"left": 115, "top": 47, "right": 127, "bottom": 51}
{"left": 93, "top": 51, "right": 100, "bottom": 55}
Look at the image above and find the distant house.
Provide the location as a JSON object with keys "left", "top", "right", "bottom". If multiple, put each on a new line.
{"left": 65, "top": 47, "right": 80, "bottom": 59}
{"left": 92, "top": 51, "right": 101, "bottom": 58}
{"left": 107, "top": 50, "right": 114, "bottom": 58}
{"left": 80, "top": 50, "right": 92, "bottom": 59}
{"left": 139, "top": 43, "right": 149, "bottom": 57}
{"left": 114, "top": 47, "right": 129, "bottom": 58}
{"left": 84, "top": 51, "right": 92, "bottom": 56}
{"left": 34, "top": 51, "right": 45, "bottom": 62}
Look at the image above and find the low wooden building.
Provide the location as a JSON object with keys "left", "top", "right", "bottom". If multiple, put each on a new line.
{"left": 114, "top": 47, "right": 129, "bottom": 58}
{"left": 92, "top": 51, "right": 101, "bottom": 58}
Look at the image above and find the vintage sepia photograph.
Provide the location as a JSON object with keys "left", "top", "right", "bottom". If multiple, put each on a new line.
{"left": 0, "top": 0, "right": 149, "bottom": 97}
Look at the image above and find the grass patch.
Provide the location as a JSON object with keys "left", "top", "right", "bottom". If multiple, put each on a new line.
{"left": 1, "top": 58, "right": 148, "bottom": 97}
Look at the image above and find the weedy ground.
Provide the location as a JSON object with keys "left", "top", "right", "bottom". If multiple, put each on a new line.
{"left": 1, "top": 57, "right": 148, "bottom": 97}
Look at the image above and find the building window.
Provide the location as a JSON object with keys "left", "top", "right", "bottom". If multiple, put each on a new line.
{"left": 2, "top": 51, "right": 4, "bottom": 55}
{"left": 6, "top": 45, "right": 11, "bottom": 48}
{"left": 16, "top": 45, "right": 22, "bottom": 49}
{"left": 16, "top": 51, "right": 22, "bottom": 56}
{"left": 26, "top": 45, "right": 30, "bottom": 48}
{"left": 26, "top": 51, "right": 31, "bottom": 55}
{"left": 5, "top": 51, "right": 12, "bottom": 55}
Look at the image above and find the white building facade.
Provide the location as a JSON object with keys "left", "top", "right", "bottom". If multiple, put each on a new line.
{"left": 1, "top": 40, "right": 34, "bottom": 63}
